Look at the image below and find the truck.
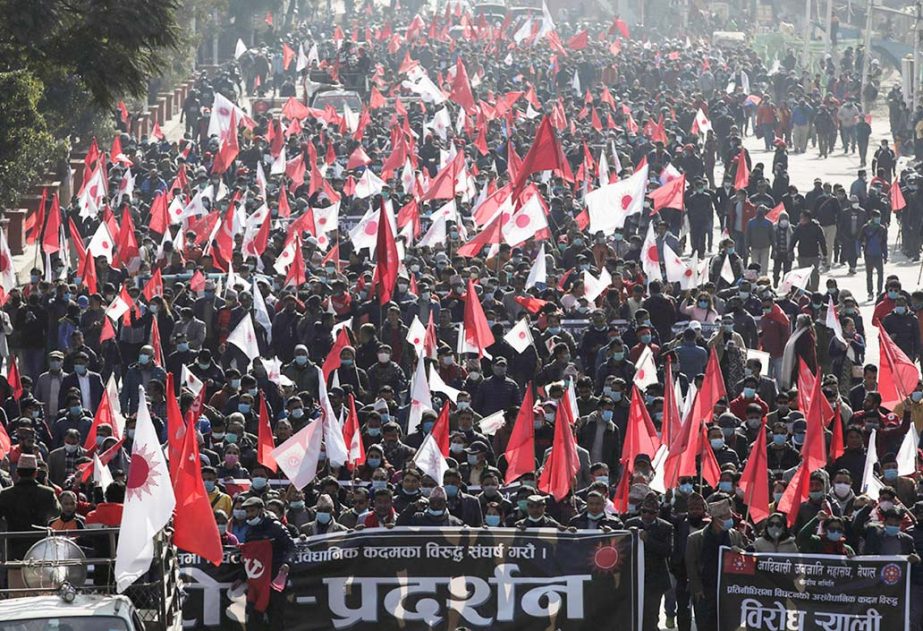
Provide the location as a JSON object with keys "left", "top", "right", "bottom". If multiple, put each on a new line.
{"left": 0, "top": 529, "right": 182, "bottom": 631}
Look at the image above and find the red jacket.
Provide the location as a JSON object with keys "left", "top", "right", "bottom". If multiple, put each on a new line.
{"left": 85, "top": 502, "right": 123, "bottom": 527}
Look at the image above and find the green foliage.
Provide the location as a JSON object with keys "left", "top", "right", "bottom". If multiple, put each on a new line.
{"left": 0, "top": 0, "right": 183, "bottom": 106}
{"left": 0, "top": 71, "right": 61, "bottom": 208}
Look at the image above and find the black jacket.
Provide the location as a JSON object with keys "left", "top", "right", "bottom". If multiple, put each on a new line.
{"left": 624, "top": 515, "right": 674, "bottom": 587}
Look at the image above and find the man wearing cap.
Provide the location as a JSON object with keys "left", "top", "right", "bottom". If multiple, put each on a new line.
{"left": 397, "top": 486, "right": 464, "bottom": 526}
{"left": 0, "top": 454, "right": 60, "bottom": 568}
{"left": 120, "top": 345, "right": 167, "bottom": 414}
{"left": 240, "top": 495, "right": 295, "bottom": 631}
{"left": 472, "top": 357, "right": 521, "bottom": 417}
{"left": 174, "top": 307, "right": 207, "bottom": 352}
{"left": 685, "top": 498, "right": 745, "bottom": 628}
{"left": 34, "top": 350, "right": 68, "bottom": 420}
{"left": 301, "top": 494, "right": 349, "bottom": 536}
{"left": 626, "top": 496, "right": 674, "bottom": 631}
{"left": 282, "top": 344, "right": 320, "bottom": 393}
{"left": 58, "top": 351, "right": 104, "bottom": 413}
{"left": 514, "top": 494, "right": 563, "bottom": 529}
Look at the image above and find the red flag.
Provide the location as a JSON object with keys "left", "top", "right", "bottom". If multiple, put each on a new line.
{"left": 343, "top": 394, "right": 366, "bottom": 470}
{"left": 514, "top": 295, "right": 549, "bottom": 314}
{"left": 622, "top": 385, "right": 662, "bottom": 464}
{"left": 26, "top": 188, "right": 47, "bottom": 245}
{"left": 802, "top": 367, "right": 828, "bottom": 472}
{"left": 430, "top": 402, "right": 451, "bottom": 456}
{"left": 115, "top": 206, "right": 140, "bottom": 269}
{"left": 738, "top": 420, "right": 770, "bottom": 523}
{"left": 373, "top": 200, "right": 399, "bottom": 305}
{"left": 148, "top": 192, "right": 169, "bottom": 235}
{"left": 0, "top": 421, "right": 10, "bottom": 461}
{"left": 189, "top": 269, "right": 206, "bottom": 292}
{"left": 765, "top": 202, "right": 785, "bottom": 223}
{"left": 829, "top": 405, "right": 845, "bottom": 461}
{"left": 649, "top": 174, "right": 686, "bottom": 212}
{"left": 42, "top": 193, "right": 61, "bottom": 254}
{"left": 150, "top": 317, "right": 164, "bottom": 367}
{"left": 662, "top": 356, "right": 682, "bottom": 447}
{"left": 777, "top": 461, "right": 811, "bottom": 527}
{"left": 165, "top": 373, "right": 186, "bottom": 480}
{"left": 369, "top": 86, "right": 386, "bottom": 109}
{"left": 449, "top": 58, "right": 476, "bottom": 113}
{"left": 891, "top": 178, "right": 907, "bottom": 212}
{"left": 100, "top": 315, "right": 116, "bottom": 343}
{"left": 463, "top": 278, "right": 495, "bottom": 356}
{"left": 240, "top": 540, "right": 273, "bottom": 612}
{"left": 511, "top": 117, "right": 573, "bottom": 193}
{"left": 504, "top": 384, "right": 535, "bottom": 484}
{"left": 879, "top": 327, "right": 921, "bottom": 408}
{"left": 284, "top": 235, "right": 307, "bottom": 288}
{"left": 733, "top": 149, "right": 749, "bottom": 190}
{"left": 142, "top": 268, "right": 163, "bottom": 302}
{"left": 322, "top": 328, "right": 352, "bottom": 380}
{"left": 281, "top": 43, "right": 295, "bottom": 70}
{"left": 173, "top": 412, "right": 223, "bottom": 566}
{"left": 567, "top": 30, "right": 589, "bottom": 50}
{"left": 664, "top": 348, "right": 724, "bottom": 488}
{"left": 84, "top": 388, "right": 114, "bottom": 450}
{"left": 212, "top": 110, "right": 240, "bottom": 174}
{"left": 538, "top": 383, "right": 581, "bottom": 500}
{"left": 6, "top": 355, "right": 22, "bottom": 400}
{"left": 421, "top": 151, "right": 465, "bottom": 201}
{"left": 151, "top": 120, "right": 165, "bottom": 141}
{"left": 68, "top": 218, "right": 87, "bottom": 263}
{"left": 257, "top": 395, "right": 277, "bottom": 472}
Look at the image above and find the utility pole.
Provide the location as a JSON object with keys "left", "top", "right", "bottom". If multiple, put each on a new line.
{"left": 802, "top": 0, "right": 812, "bottom": 67}
{"left": 914, "top": 0, "right": 921, "bottom": 112}
{"left": 824, "top": 0, "right": 834, "bottom": 54}
{"left": 860, "top": 0, "right": 874, "bottom": 104}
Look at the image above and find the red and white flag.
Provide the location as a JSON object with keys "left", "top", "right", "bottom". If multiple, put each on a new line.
{"left": 504, "top": 318, "right": 534, "bottom": 354}
{"left": 586, "top": 165, "right": 648, "bottom": 233}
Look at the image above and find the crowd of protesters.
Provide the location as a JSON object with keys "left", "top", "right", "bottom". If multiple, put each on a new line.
{"left": 3, "top": 2, "right": 923, "bottom": 630}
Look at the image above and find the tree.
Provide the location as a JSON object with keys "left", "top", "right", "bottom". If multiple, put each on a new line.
{"left": 0, "top": 71, "right": 59, "bottom": 209}
{"left": 0, "top": 0, "right": 183, "bottom": 106}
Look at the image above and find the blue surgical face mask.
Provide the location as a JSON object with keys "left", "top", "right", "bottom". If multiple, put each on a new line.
{"left": 718, "top": 481, "right": 733, "bottom": 493}
{"left": 422, "top": 421, "right": 434, "bottom": 433}
{"left": 295, "top": 355, "right": 308, "bottom": 366}
{"left": 679, "top": 483, "right": 694, "bottom": 495}
{"left": 711, "top": 438, "right": 725, "bottom": 450}
{"left": 426, "top": 508, "right": 445, "bottom": 518}
{"left": 74, "top": 364, "right": 87, "bottom": 376}
{"left": 341, "top": 358, "right": 354, "bottom": 367}
{"left": 698, "top": 300, "right": 709, "bottom": 309}
{"left": 640, "top": 334, "right": 652, "bottom": 344}
{"left": 743, "top": 387, "right": 756, "bottom": 398}
{"left": 884, "top": 524, "right": 901, "bottom": 537}
{"left": 809, "top": 491, "right": 824, "bottom": 501}
{"left": 773, "top": 491, "right": 783, "bottom": 502}
{"left": 723, "top": 518, "right": 735, "bottom": 530}
{"left": 485, "top": 514, "right": 501, "bottom": 527}
{"left": 70, "top": 405, "right": 82, "bottom": 416}
{"left": 826, "top": 530, "right": 843, "bottom": 542}
{"left": 290, "top": 408, "right": 304, "bottom": 419}
{"left": 371, "top": 479, "right": 387, "bottom": 490}
{"left": 138, "top": 355, "right": 151, "bottom": 365}
{"left": 232, "top": 509, "right": 246, "bottom": 520}
{"left": 793, "top": 434, "right": 805, "bottom": 446}
{"left": 895, "top": 306, "right": 907, "bottom": 315}
{"left": 884, "top": 468, "right": 898, "bottom": 480}
{"left": 177, "top": 342, "right": 190, "bottom": 353}
{"left": 225, "top": 432, "right": 238, "bottom": 444}
{"left": 316, "top": 511, "right": 332, "bottom": 524}
{"left": 366, "top": 457, "right": 382, "bottom": 468}
{"left": 601, "top": 410, "right": 614, "bottom": 422}
{"left": 367, "top": 427, "right": 381, "bottom": 437}
{"left": 289, "top": 500, "right": 305, "bottom": 510}
{"left": 612, "top": 352, "right": 624, "bottom": 362}
{"left": 772, "top": 434, "right": 786, "bottom": 445}
{"left": 888, "top": 290, "right": 898, "bottom": 300}
{"left": 444, "top": 484, "right": 459, "bottom": 498}
{"left": 251, "top": 477, "right": 267, "bottom": 490}
{"left": 238, "top": 403, "right": 251, "bottom": 414}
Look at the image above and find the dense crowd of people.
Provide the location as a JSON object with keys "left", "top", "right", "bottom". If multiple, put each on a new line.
{"left": 2, "top": 2, "right": 923, "bottom": 630}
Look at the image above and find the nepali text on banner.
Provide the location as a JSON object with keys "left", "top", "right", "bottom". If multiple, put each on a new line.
{"left": 717, "top": 546, "right": 909, "bottom": 631}
{"left": 178, "top": 527, "right": 643, "bottom": 630}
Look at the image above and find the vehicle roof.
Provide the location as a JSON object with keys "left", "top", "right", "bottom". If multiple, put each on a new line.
{"left": 0, "top": 594, "right": 135, "bottom": 621}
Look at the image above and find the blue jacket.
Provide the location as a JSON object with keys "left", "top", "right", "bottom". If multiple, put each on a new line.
{"left": 120, "top": 363, "right": 168, "bottom": 415}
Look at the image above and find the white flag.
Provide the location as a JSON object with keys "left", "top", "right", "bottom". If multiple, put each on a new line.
{"left": 0, "top": 229, "right": 16, "bottom": 293}
{"left": 296, "top": 43, "right": 309, "bottom": 72}
{"left": 234, "top": 38, "right": 247, "bottom": 59}
{"left": 663, "top": 243, "right": 696, "bottom": 289}
{"left": 584, "top": 268, "right": 613, "bottom": 303}
{"left": 354, "top": 168, "right": 385, "bottom": 199}
{"left": 227, "top": 314, "right": 260, "bottom": 360}
{"left": 525, "top": 243, "right": 547, "bottom": 289}
{"left": 571, "top": 69, "right": 581, "bottom": 95}
{"left": 93, "top": 452, "right": 113, "bottom": 494}
{"left": 778, "top": 266, "right": 814, "bottom": 295}
{"left": 406, "top": 316, "right": 427, "bottom": 357}
{"left": 479, "top": 410, "right": 507, "bottom": 436}
{"left": 504, "top": 318, "right": 534, "bottom": 354}
{"left": 428, "top": 364, "right": 461, "bottom": 403}
{"left": 106, "top": 374, "right": 125, "bottom": 438}
{"left": 181, "top": 364, "right": 204, "bottom": 398}
{"left": 826, "top": 296, "right": 845, "bottom": 345}
{"left": 413, "top": 433, "right": 449, "bottom": 485}
{"left": 720, "top": 254, "right": 736, "bottom": 284}
{"left": 633, "top": 346, "right": 659, "bottom": 391}
{"left": 87, "top": 222, "right": 115, "bottom": 262}
{"left": 407, "top": 356, "right": 432, "bottom": 435}
{"left": 272, "top": 419, "right": 324, "bottom": 489}
{"left": 115, "top": 390, "right": 175, "bottom": 592}
{"left": 897, "top": 424, "right": 920, "bottom": 476}
{"left": 317, "top": 366, "right": 348, "bottom": 467}
{"left": 251, "top": 278, "right": 273, "bottom": 345}
{"left": 861, "top": 429, "right": 884, "bottom": 500}
{"left": 586, "top": 165, "right": 648, "bottom": 234}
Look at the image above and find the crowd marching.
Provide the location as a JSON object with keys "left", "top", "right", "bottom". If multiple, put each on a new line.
{"left": 2, "top": 2, "right": 923, "bottom": 630}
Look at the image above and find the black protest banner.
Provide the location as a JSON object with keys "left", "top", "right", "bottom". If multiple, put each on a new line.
{"left": 179, "top": 527, "right": 641, "bottom": 630}
{"left": 718, "top": 547, "right": 908, "bottom": 631}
